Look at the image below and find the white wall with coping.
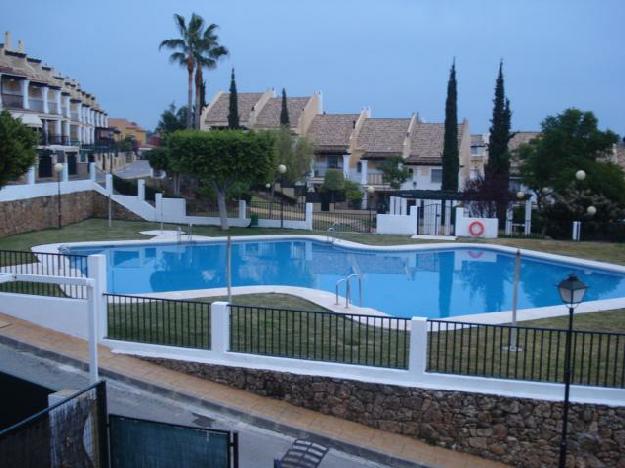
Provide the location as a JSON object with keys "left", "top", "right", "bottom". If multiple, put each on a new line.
{"left": 377, "top": 206, "right": 419, "bottom": 235}
{"left": 455, "top": 207, "right": 499, "bottom": 238}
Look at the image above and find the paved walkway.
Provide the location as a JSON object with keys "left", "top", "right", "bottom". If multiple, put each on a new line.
{"left": 113, "top": 159, "right": 152, "bottom": 179}
{"left": 0, "top": 312, "right": 505, "bottom": 468}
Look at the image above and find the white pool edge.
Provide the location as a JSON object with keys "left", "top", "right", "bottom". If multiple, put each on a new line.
{"left": 33, "top": 233, "right": 625, "bottom": 324}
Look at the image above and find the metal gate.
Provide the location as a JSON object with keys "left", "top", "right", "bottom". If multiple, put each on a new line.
{"left": 421, "top": 202, "right": 442, "bottom": 235}
{"left": 109, "top": 415, "right": 238, "bottom": 468}
{"left": 38, "top": 153, "right": 53, "bottom": 178}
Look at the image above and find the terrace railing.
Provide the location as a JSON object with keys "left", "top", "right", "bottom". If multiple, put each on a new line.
{"left": 0, "top": 249, "right": 89, "bottom": 299}
{"left": 229, "top": 304, "right": 410, "bottom": 369}
{"left": 105, "top": 294, "right": 211, "bottom": 349}
{"left": 427, "top": 319, "right": 625, "bottom": 388}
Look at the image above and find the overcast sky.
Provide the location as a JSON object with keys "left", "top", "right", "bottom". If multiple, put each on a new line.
{"left": 4, "top": 0, "right": 624, "bottom": 134}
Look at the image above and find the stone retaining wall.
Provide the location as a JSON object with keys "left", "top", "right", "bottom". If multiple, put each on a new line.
{"left": 143, "top": 358, "right": 625, "bottom": 467}
{"left": 0, "top": 191, "right": 142, "bottom": 237}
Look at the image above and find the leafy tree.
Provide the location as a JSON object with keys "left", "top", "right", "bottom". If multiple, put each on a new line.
{"left": 147, "top": 147, "right": 170, "bottom": 172}
{"left": 280, "top": 88, "right": 290, "bottom": 127}
{"left": 169, "top": 130, "right": 275, "bottom": 230}
{"left": 228, "top": 68, "right": 239, "bottom": 129}
{"left": 442, "top": 60, "right": 459, "bottom": 191}
{"left": 484, "top": 62, "right": 513, "bottom": 218}
{"left": 380, "top": 156, "right": 410, "bottom": 189}
{"left": 272, "top": 126, "right": 313, "bottom": 185}
{"left": 192, "top": 22, "right": 228, "bottom": 128}
{"left": 159, "top": 13, "right": 205, "bottom": 129}
{"left": 321, "top": 168, "right": 345, "bottom": 192}
{"left": 156, "top": 103, "right": 187, "bottom": 135}
{"left": 344, "top": 179, "right": 364, "bottom": 208}
{"left": 0, "top": 111, "right": 37, "bottom": 189}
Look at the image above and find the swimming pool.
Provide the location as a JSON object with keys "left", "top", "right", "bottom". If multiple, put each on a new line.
{"left": 67, "top": 238, "right": 625, "bottom": 319}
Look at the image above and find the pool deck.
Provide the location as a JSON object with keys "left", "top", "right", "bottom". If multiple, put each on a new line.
{"left": 34, "top": 232, "right": 625, "bottom": 324}
{"left": 0, "top": 311, "right": 506, "bottom": 468}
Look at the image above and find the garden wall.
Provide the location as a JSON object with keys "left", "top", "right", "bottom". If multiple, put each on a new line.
{"left": 0, "top": 192, "right": 142, "bottom": 237}
{"left": 143, "top": 357, "right": 625, "bottom": 467}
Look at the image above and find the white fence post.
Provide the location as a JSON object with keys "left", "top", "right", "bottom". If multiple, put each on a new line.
{"left": 210, "top": 302, "right": 230, "bottom": 355}
{"left": 524, "top": 199, "right": 532, "bottom": 236}
{"left": 409, "top": 316, "right": 428, "bottom": 382}
{"left": 305, "top": 202, "right": 313, "bottom": 230}
{"left": 62, "top": 163, "right": 69, "bottom": 182}
{"left": 105, "top": 173, "right": 113, "bottom": 195}
{"left": 89, "top": 162, "right": 96, "bottom": 181}
{"left": 137, "top": 179, "right": 145, "bottom": 200}
{"left": 27, "top": 165, "right": 36, "bottom": 185}
{"left": 88, "top": 254, "right": 107, "bottom": 341}
{"left": 238, "top": 199, "right": 247, "bottom": 221}
{"left": 505, "top": 205, "right": 513, "bottom": 235}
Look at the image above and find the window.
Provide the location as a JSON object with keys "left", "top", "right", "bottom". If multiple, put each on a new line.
{"left": 327, "top": 155, "right": 340, "bottom": 168}
{"left": 430, "top": 168, "right": 442, "bottom": 184}
{"left": 357, "top": 161, "right": 362, "bottom": 173}
{"left": 471, "top": 146, "right": 484, "bottom": 156}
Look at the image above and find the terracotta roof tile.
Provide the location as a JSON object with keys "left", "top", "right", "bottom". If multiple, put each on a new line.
{"left": 307, "top": 113, "right": 359, "bottom": 150}
{"left": 204, "top": 92, "right": 264, "bottom": 126}
{"left": 254, "top": 96, "right": 311, "bottom": 129}
{"left": 356, "top": 118, "right": 411, "bottom": 156}
{"left": 406, "top": 121, "right": 466, "bottom": 164}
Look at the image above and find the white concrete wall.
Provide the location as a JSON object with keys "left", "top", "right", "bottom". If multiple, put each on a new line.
{"left": 455, "top": 207, "right": 499, "bottom": 238}
{"left": 377, "top": 206, "right": 419, "bottom": 235}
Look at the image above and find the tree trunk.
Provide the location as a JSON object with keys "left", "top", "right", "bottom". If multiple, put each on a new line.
{"left": 186, "top": 66, "right": 194, "bottom": 129}
{"left": 216, "top": 188, "right": 229, "bottom": 231}
{"left": 194, "top": 68, "right": 203, "bottom": 129}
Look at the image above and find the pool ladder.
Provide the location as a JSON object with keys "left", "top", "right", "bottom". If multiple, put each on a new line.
{"left": 335, "top": 273, "right": 362, "bottom": 308}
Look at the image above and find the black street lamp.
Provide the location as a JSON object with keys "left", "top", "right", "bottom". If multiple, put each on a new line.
{"left": 53, "top": 162, "right": 64, "bottom": 229}
{"left": 556, "top": 273, "right": 588, "bottom": 468}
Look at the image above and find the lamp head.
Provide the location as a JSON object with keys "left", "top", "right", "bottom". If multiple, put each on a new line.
{"left": 53, "top": 163, "right": 64, "bottom": 174}
{"left": 367, "top": 186, "right": 375, "bottom": 194}
{"left": 586, "top": 205, "right": 597, "bottom": 216}
{"left": 516, "top": 191, "right": 525, "bottom": 200}
{"left": 278, "top": 164, "right": 287, "bottom": 174}
{"left": 575, "top": 170, "right": 586, "bottom": 181}
{"left": 557, "top": 274, "right": 587, "bottom": 307}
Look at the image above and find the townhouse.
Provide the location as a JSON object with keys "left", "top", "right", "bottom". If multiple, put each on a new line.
{"left": 0, "top": 32, "right": 124, "bottom": 179}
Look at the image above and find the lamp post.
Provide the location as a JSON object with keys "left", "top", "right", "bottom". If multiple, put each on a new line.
{"left": 53, "top": 162, "right": 64, "bottom": 229}
{"left": 556, "top": 274, "right": 588, "bottom": 468}
{"left": 276, "top": 164, "right": 287, "bottom": 228}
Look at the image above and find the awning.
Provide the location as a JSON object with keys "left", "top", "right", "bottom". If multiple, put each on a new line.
{"left": 12, "top": 112, "right": 43, "bottom": 128}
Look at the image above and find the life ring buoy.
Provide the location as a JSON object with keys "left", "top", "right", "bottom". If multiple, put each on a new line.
{"left": 467, "top": 250, "right": 484, "bottom": 259}
{"left": 468, "top": 221, "right": 485, "bottom": 237}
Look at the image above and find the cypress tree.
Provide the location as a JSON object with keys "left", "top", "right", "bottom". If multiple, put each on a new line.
{"left": 227, "top": 68, "right": 239, "bottom": 129}
{"left": 485, "top": 61, "right": 512, "bottom": 185}
{"left": 280, "top": 88, "right": 290, "bottom": 127}
{"left": 441, "top": 60, "right": 459, "bottom": 191}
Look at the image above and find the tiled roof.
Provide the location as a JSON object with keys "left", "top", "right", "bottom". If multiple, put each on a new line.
{"left": 204, "top": 92, "right": 264, "bottom": 126}
{"left": 508, "top": 131, "right": 541, "bottom": 152}
{"left": 356, "top": 118, "right": 411, "bottom": 156}
{"left": 254, "top": 97, "right": 311, "bottom": 129}
{"left": 406, "top": 121, "right": 466, "bottom": 164}
{"left": 307, "top": 113, "right": 359, "bottom": 150}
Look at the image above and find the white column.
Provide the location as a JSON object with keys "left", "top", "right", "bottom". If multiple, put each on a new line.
{"left": 505, "top": 206, "right": 513, "bottom": 235}
{"left": 59, "top": 92, "right": 65, "bottom": 116}
{"left": 63, "top": 121, "right": 70, "bottom": 143}
{"left": 137, "top": 179, "right": 145, "bottom": 200}
{"left": 21, "top": 79, "right": 30, "bottom": 109}
{"left": 55, "top": 119, "right": 62, "bottom": 137}
{"left": 238, "top": 199, "right": 247, "bottom": 221}
{"left": 409, "top": 316, "right": 428, "bottom": 381}
{"left": 89, "top": 162, "right": 96, "bottom": 181}
{"left": 305, "top": 202, "right": 313, "bottom": 230}
{"left": 210, "top": 302, "right": 230, "bottom": 355}
{"left": 42, "top": 86, "right": 49, "bottom": 114}
{"left": 26, "top": 165, "right": 36, "bottom": 184}
{"left": 76, "top": 102, "right": 82, "bottom": 122}
{"left": 524, "top": 199, "right": 532, "bottom": 236}
{"left": 360, "top": 160, "right": 368, "bottom": 186}
{"left": 62, "top": 162, "right": 69, "bottom": 182}
{"left": 342, "top": 154, "right": 350, "bottom": 180}
{"left": 105, "top": 173, "right": 113, "bottom": 194}
{"left": 90, "top": 127, "right": 95, "bottom": 144}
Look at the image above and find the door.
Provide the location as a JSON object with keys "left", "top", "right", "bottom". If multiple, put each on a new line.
{"left": 38, "top": 153, "right": 52, "bottom": 178}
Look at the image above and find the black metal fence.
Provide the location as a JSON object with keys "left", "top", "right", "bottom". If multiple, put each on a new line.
{"left": 229, "top": 305, "right": 410, "bottom": 368}
{"left": 312, "top": 209, "right": 376, "bottom": 233}
{"left": 0, "top": 249, "right": 89, "bottom": 298}
{"left": 106, "top": 294, "right": 211, "bottom": 349}
{"left": 247, "top": 200, "right": 306, "bottom": 221}
{"left": 0, "top": 380, "right": 108, "bottom": 467}
{"left": 427, "top": 320, "right": 625, "bottom": 388}
{"left": 186, "top": 199, "right": 240, "bottom": 218}
{"left": 112, "top": 174, "right": 138, "bottom": 196}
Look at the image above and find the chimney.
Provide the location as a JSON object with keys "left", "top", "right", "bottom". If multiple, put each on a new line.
{"left": 4, "top": 31, "right": 11, "bottom": 50}
{"left": 17, "top": 39, "right": 24, "bottom": 53}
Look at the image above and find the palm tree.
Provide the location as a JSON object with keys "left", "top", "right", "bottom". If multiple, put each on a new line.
{"left": 159, "top": 13, "right": 204, "bottom": 129}
{"left": 193, "top": 23, "right": 228, "bottom": 129}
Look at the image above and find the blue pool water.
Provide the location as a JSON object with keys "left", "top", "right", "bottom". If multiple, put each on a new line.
{"left": 68, "top": 239, "right": 625, "bottom": 319}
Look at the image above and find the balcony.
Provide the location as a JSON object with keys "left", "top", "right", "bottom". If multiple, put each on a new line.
{"left": 70, "top": 111, "right": 79, "bottom": 121}
{"left": 48, "top": 102, "right": 59, "bottom": 115}
{"left": 41, "top": 134, "right": 71, "bottom": 146}
{"left": 29, "top": 98, "right": 44, "bottom": 112}
{"left": 313, "top": 165, "right": 343, "bottom": 178}
{"left": 367, "top": 173, "right": 385, "bottom": 185}
{"left": 1, "top": 93, "right": 24, "bottom": 109}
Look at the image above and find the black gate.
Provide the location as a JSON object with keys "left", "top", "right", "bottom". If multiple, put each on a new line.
{"left": 38, "top": 153, "right": 53, "bottom": 178}
{"left": 313, "top": 209, "right": 376, "bottom": 233}
{"left": 109, "top": 415, "right": 238, "bottom": 468}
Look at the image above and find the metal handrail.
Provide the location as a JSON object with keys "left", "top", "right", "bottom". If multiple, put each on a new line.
{"left": 346, "top": 273, "right": 362, "bottom": 306}
{"left": 335, "top": 277, "right": 347, "bottom": 306}
{"left": 335, "top": 273, "right": 362, "bottom": 308}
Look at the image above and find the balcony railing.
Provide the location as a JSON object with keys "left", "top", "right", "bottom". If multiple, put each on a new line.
{"left": 41, "top": 134, "right": 71, "bottom": 146}
{"left": 313, "top": 165, "right": 343, "bottom": 178}
{"left": 1, "top": 93, "right": 24, "bottom": 109}
{"left": 48, "top": 102, "right": 59, "bottom": 114}
{"left": 367, "top": 173, "right": 385, "bottom": 185}
{"left": 29, "top": 98, "right": 44, "bottom": 112}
